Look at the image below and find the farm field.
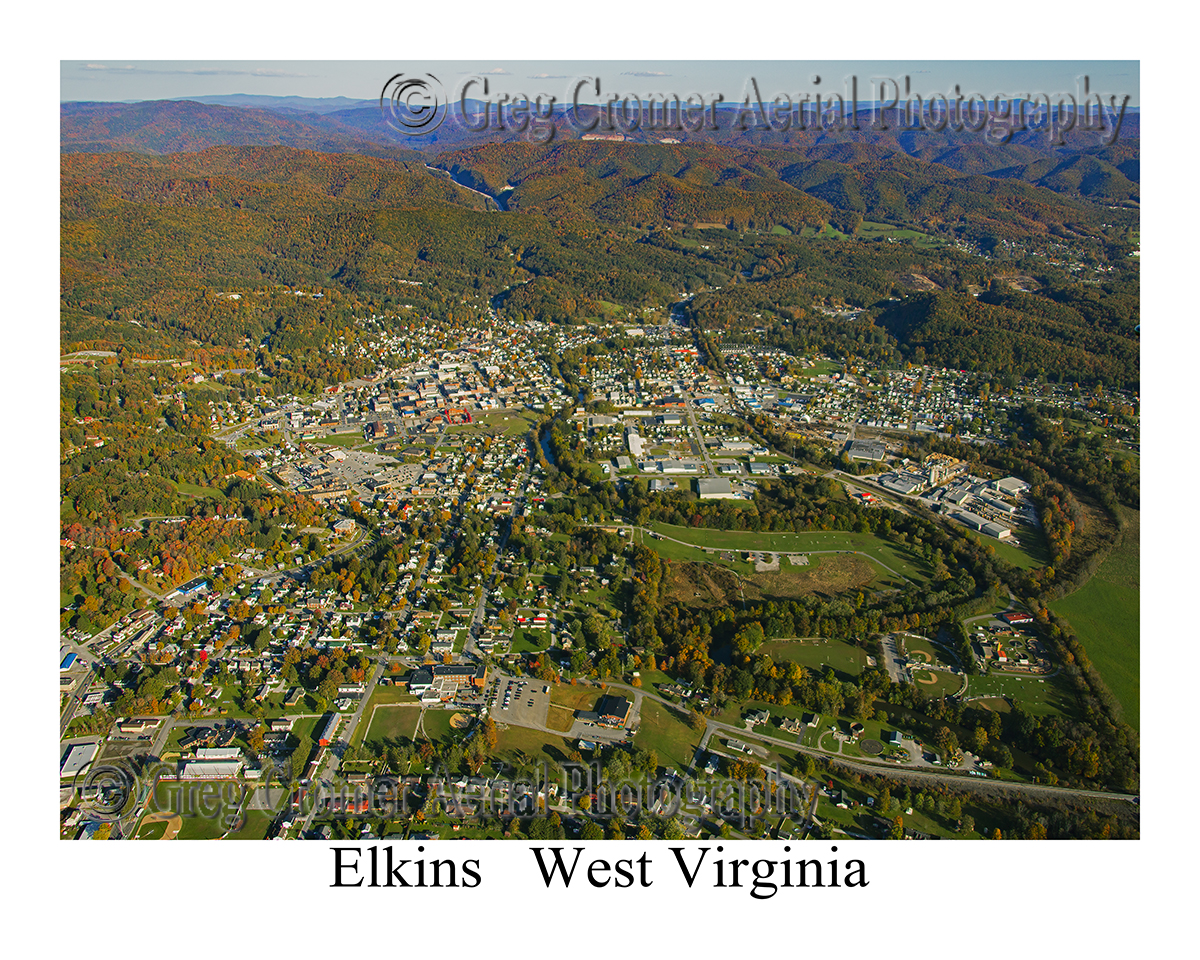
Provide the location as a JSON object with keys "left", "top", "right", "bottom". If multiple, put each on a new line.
{"left": 1050, "top": 508, "right": 1140, "bottom": 729}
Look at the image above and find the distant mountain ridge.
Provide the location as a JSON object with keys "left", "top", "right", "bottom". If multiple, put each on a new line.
{"left": 62, "top": 98, "right": 1139, "bottom": 206}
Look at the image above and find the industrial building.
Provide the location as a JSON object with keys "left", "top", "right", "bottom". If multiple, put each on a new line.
{"left": 848, "top": 439, "right": 887, "bottom": 461}
{"left": 949, "top": 509, "right": 1012, "bottom": 539}
{"left": 697, "top": 477, "right": 739, "bottom": 499}
{"left": 626, "top": 427, "right": 644, "bottom": 458}
{"left": 877, "top": 472, "right": 924, "bottom": 495}
{"left": 994, "top": 476, "right": 1031, "bottom": 496}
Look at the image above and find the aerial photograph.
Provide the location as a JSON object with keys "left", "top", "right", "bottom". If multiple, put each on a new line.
{"left": 58, "top": 58, "right": 1141, "bottom": 845}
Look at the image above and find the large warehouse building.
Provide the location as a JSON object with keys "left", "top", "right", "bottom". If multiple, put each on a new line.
{"left": 697, "top": 478, "right": 739, "bottom": 499}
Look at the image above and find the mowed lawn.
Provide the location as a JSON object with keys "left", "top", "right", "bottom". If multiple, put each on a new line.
{"left": 364, "top": 705, "right": 422, "bottom": 744}
{"left": 758, "top": 639, "right": 868, "bottom": 679}
{"left": 646, "top": 522, "right": 930, "bottom": 583}
{"left": 634, "top": 700, "right": 702, "bottom": 772}
{"left": 1050, "top": 509, "right": 1140, "bottom": 729}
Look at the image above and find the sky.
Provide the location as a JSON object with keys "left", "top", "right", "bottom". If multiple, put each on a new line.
{"left": 61, "top": 60, "right": 1139, "bottom": 107}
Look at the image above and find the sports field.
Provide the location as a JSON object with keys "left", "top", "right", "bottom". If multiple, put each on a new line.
{"left": 364, "top": 705, "right": 422, "bottom": 745}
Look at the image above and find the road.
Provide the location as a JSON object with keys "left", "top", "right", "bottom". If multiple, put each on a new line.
{"left": 879, "top": 634, "right": 907, "bottom": 684}
{"left": 682, "top": 392, "right": 716, "bottom": 476}
{"left": 465, "top": 432, "right": 535, "bottom": 660}
{"left": 59, "top": 621, "right": 124, "bottom": 737}
{"left": 590, "top": 679, "right": 1137, "bottom": 806}
{"left": 296, "top": 656, "right": 388, "bottom": 837}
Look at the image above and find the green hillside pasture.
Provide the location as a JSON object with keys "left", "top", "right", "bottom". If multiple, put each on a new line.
{"left": 1050, "top": 557, "right": 1139, "bottom": 728}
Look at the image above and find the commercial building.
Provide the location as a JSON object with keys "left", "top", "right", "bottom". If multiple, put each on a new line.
{"left": 60, "top": 742, "right": 99, "bottom": 778}
{"left": 576, "top": 695, "right": 633, "bottom": 729}
{"left": 318, "top": 713, "right": 342, "bottom": 747}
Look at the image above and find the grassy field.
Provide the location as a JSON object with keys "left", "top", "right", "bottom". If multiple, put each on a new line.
{"left": 792, "top": 359, "right": 842, "bottom": 379}
{"left": 902, "top": 634, "right": 954, "bottom": 667}
{"left": 226, "top": 809, "right": 275, "bottom": 841}
{"left": 1050, "top": 508, "right": 1139, "bottom": 728}
{"left": 364, "top": 705, "right": 422, "bottom": 744}
{"left": 174, "top": 480, "right": 225, "bottom": 499}
{"left": 420, "top": 710, "right": 459, "bottom": 742}
{"left": 135, "top": 820, "right": 168, "bottom": 840}
{"left": 758, "top": 639, "right": 869, "bottom": 679}
{"left": 855, "top": 220, "right": 944, "bottom": 247}
{"left": 144, "top": 783, "right": 244, "bottom": 839}
{"left": 450, "top": 409, "right": 540, "bottom": 438}
{"left": 645, "top": 522, "right": 930, "bottom": 583}
{"left": 315, "top": 433, "right": 364, "bottom": 448}
{"left": 797, "top": 223, "right": 849, "bottom": 240}
{"left": 963, "top": 523, "right": 1049, "bottom": 570}
{"left": 510, "top": 629, "right": 549, "bottom": 654}
{"left": 495, "top": 725, "right": 575, "bottom": 766}
{"left": 661, "top": 556, "right": 881, "bottom": 609}
{"left": 633, "top": 700, "right": 702, "bottom": 772}
{"left": 549, "top": 683, "right": 602, "bottom": 711}
{"left": 911, "top": 669, "right": 962, "bottom": 698}
{"left": 545, "top": 705, "right": 576, "bottom": 732}
{"left": 965, "top": 671, "right": 1078, "bottom": 719}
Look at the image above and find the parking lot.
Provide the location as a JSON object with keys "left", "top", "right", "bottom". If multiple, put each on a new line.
{"left": 489, "top": 676, "right": 550, "bottom": 728}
